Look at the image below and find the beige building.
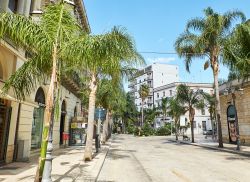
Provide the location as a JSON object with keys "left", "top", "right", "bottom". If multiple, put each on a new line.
{"left": 220, "top": 79, "right": 250, "bottom": 145}
{"left": 0, "top": 0, "right": 90, "bottom": 164}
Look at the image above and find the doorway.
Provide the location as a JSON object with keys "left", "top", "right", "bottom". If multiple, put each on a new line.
{"left": 60, "top": 100, "right": 66, "bottom": 145}
{"left": 227, "top": 105, "right": 237, "bottom": 143}
{"left": 0, "top": 99, "right": 11, "bottom": 164}
{"left": 31, "top": 87, "right": 45, "bottom": 149}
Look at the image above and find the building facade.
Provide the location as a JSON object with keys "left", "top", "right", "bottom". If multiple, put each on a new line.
{"left": 219, "top": 79, "right": 250, "bottom": 145}
{"left": 154, "top": 82, "right": 214, "bottom": 134}
{"left": 128, "top": 63, "right": 179, "bottom": 111}
{"left": 0, "top": 0, "right": 90, "bottom": 164}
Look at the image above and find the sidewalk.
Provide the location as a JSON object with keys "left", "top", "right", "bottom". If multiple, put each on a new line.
{"left": 0, "top": 140, "right": 111, "bottom": 182}
{"left": 167, "top": 134, "right": 250, "bottom": 157}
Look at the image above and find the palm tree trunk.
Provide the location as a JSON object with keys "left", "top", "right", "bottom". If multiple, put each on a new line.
{"left": 212, "top": 60, "right": 223, "bottom": 147}
{"left": 34, "top": 43, "right": 58, "bottom": 182}
{"left": 141, "top": 100, "right": 144, "bottom": 126}
{"left": 84, "top": 73, "right": 97, "bottom": 161}
{"left": 175, "top": 119, "right": 178, "bottom": 141}
{"left": 189, "top": 108, "right": 195, "bottom": 143}
{"left": 102, "top": 109, "right": 109, "bottom": 143}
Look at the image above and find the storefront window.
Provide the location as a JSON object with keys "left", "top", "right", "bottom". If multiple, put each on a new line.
{"left": 31, "top": 88, "right": 45, "bottom": 149}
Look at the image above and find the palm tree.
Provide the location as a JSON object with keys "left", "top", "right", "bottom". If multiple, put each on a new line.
{"left": 202, "top": 92, "right": 216, "bottom": 138}
{"left": 161, "top": 97, "right": 168, "bottom": 123}
{"left": 139, "top": 84, "right": 149, "bottom": 126}
{"left": 0, "top": 2, "right": 80, "bottom": 180}
{"left": 174, "top": 7, "right": 245, "bottom": 147}
{"left": 167, "top": 97, "right": 185, "bottom": 141}
{"left": 223, "top": 20, "right": 250, "bottom": 79}
{"left": 176, "top": 84, "right": 204, "bottom": 143}
{"left": 62, "top": 27, "right": 144, "bottom": 161}
{"left": 96, "top": 79, "right": 126, "bottom": 143}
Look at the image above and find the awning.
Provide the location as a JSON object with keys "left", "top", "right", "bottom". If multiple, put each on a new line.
{"left": 0, "top": 90, "right": 39, "bottom": 108}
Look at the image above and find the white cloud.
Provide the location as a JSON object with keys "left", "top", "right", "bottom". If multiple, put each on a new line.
{"left": 146, "top": 57, "right": 176, "bottom": 64}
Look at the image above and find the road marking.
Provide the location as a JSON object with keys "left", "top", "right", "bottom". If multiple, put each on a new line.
{"left": 171, "top": 169, "right": 192, "bottom": 182}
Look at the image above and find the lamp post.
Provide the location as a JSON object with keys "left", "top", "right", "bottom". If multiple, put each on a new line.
{"left": 224, "top": 88, "right": 243, "bottom": 151}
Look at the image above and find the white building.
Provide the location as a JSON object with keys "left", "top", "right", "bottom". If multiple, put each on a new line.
{"left": 154, "top": 82, "right": 214, "bottom": 134}
{"left": 128, "top": 63, "right": 179, "bottom": 111}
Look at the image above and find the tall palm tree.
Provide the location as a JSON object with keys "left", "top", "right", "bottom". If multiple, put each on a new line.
{"left": 176, "top": 84, "right": 204, "bottom": 143}
{"left": 167, "top": 97, "right": 185, "bottom": 141}
{"left": 223, "top": 20, "right": 250, "bottom": 79}
{"left": 161, "top": 97, "right": 168, "bottom": 123}
{"left": 174, "top": 7, "right": 245, "bottom": 147}
{"left": 62, "top": 27, "right": 144, "bottom": 161}
{"left": 202, "top": 92, "right": 216, "bottom": 138}
{"left": 139, "top": 84, "right": 149, "bottom": 126}
{"left": 96, "top": 79, "right": 125, "bottom": 143}
{"left": 0, "top": 2, "right": 80, "bottom": 180}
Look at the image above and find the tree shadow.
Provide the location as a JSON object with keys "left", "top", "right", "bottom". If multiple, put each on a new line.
{"left": 53, "top": 163, "right": 89, "bottom": 182}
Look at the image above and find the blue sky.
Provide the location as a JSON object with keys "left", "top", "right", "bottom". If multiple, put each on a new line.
{"left": 84, "top": 0, "right": 250, "bottom": 86}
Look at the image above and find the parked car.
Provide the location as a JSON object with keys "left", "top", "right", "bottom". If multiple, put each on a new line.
{"left": 203, "top": 130, "right": 213, "bottom": 135}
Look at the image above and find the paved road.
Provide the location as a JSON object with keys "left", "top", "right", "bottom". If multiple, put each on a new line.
{"left": 97, "top": 134, "right": 250, "bottom": 182}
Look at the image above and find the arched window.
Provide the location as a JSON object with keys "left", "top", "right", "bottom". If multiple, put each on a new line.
{"left": 35, "top": 87, "right": 45, "bottom": 105}
{"left": 31, "top": 87, "right": 45, "bottom": 149}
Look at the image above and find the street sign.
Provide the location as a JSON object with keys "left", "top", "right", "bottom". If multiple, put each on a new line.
{"left": 94, "top": 108, "right": 106, "bottom": 121}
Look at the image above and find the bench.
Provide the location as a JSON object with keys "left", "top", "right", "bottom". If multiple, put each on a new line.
{"left": 183, "top": 135, "right": 190, "bottom": 141}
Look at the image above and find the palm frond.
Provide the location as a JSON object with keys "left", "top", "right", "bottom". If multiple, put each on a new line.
{"left": 186, "top": 17, "right": 205, "bottom": 32}
{"left": 2, "top": 55, "right": 51, "bottom": 100}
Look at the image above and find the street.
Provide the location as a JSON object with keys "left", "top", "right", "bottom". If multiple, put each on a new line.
{"left": 97, "top": 134, "right": 250, "bottom": 182}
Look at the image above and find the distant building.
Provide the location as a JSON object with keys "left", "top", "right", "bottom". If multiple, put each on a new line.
{"left": 154, "top": 82, "right": 214, "bottom": 135}
{"left": 128, "top": 63, "right": 179, "bottom": 111}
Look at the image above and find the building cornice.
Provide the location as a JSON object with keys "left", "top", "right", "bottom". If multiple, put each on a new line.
{"left": 74, "top": 0, "right": 91, "bottom": 34}
{"left": 154, "top": 82, "right": 213, "bottom": 92}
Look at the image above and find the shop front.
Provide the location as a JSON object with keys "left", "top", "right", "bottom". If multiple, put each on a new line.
{"left": 31, "top": 87, "right": 45, "bottom": 150}
{"left": 69, "top": 116, "right": 86, "bottom": 146}
{"left": 0, "top": 99, "right": 12, "bottom": 164}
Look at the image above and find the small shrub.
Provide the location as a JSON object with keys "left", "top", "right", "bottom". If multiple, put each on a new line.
{"left": 127, "top": 124, "right": 135, "bottom": 134}
{"left": 156, "top": 125, "right": 171, "bottom": 136}
{"left": 141, "top": 123, "right": 155, "bottom": 136}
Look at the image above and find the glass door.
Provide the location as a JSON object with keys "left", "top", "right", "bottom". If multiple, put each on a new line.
{"left": 31, "top": 107, "right": 44, "bottom": 149}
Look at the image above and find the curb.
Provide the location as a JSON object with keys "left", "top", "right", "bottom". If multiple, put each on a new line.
{"left": 94, "top": 136, "right": 113, "bottom": 181}
{"left": 168, "top": 139, "right": 250, "bottom": 157}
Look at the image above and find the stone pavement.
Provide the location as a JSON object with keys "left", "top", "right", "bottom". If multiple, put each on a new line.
{"left": 97, "top": 134, "right": 250, "bottom": 182}
{"left": 168, "top": 134, "right": 250, "bottom": 156}
{"left": 0, "top": 141, "right": 111, "bottom": 182}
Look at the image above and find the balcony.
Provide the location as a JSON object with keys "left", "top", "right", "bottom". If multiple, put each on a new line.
{"left": 147, "top": 99, "right": 153, "bottom": 104}
{"left": 147, "top": 74, "right": 153, "bottom": 80}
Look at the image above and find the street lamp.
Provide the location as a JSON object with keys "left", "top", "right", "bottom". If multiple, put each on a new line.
{"left": 224, "top": 87, "right": 243, "bottom": 151}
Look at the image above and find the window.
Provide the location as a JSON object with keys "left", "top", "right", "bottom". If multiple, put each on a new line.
{"left": 193, "top": 121, "right": 197, "bottom": 128}
{"left": 169, "top": 90, "right": 172, "bottom": 96}
{"left": 157, "top": 93, "right": 159, "bottom": 98}
{"left": 163, "top": 91, "right": 165, "bottom": 97}
{"left": 202, "top": 121, "right": 206, "bottom": 131}
{"left": 8, "top": 0, "right": 18, "bottom": 12}
{"left": 201, "top": 108, "right": 205, "bottom": 115}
